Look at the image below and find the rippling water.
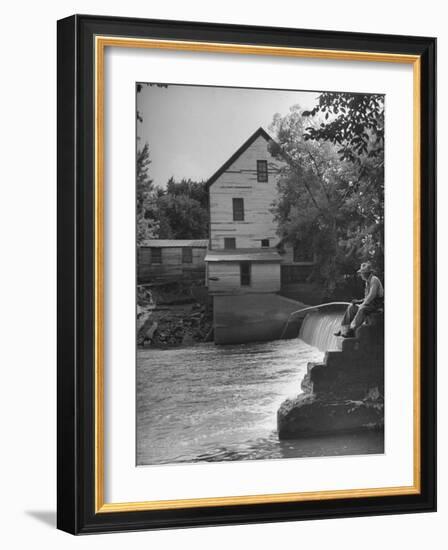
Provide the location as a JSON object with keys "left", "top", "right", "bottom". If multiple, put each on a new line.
{"left": 137, "top": 339, "right": 383, "bottom": 465}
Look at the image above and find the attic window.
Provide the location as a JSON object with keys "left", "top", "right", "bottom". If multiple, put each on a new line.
{"left": 257, "top": 160, "right": 268, "bottom": 182}
{"left": 261, "top": 239, "right": 270, "bottom": 248}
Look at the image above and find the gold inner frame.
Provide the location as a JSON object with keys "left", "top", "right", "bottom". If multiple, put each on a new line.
{"left": 94, "top": 36, "right": 422, "bottom": 514}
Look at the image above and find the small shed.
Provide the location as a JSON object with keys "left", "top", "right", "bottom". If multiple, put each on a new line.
{"left": 138, "top": 239, "right": 209, "bottom": 282}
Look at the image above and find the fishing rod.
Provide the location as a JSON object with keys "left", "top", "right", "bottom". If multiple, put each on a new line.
{"left": 280, "top": 301, "right": 351, "bottom": 340}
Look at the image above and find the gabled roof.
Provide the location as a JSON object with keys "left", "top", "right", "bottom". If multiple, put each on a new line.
{"left": 206, "top": 127, "right": 276, "bottom": 189}
{"left": 205, "top": 248, "right": 282, "bottom": 262}
{"left": 140, "top": 239, "right": 208, "bottom": 248}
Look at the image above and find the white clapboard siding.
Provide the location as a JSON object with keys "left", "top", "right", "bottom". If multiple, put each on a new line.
{"left": 208, "top": 262, "right": 281, "bottom": 294}
{"left": 209, "top": 135, "right": 286, "bottom": 249}
{"left": 138, "top": 246, "right": 207, "bottom": 280}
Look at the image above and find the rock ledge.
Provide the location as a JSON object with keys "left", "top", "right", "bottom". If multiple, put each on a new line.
{"left": 277, "top": 314, "right": 384, "bottom": 439}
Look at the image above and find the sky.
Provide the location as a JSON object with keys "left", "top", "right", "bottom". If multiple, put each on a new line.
{"left": 137, "top": 84, "right": 319, "bottom": 188}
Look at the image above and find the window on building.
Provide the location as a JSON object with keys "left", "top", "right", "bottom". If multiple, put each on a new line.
{"left": 224, "top": 238, "right": 236, "bottom": 249}
{"left": 151, "top": 247, "right": 162, "bottom": 264}
{"left": 182, "top": 247, "right": 193, "bottom": 263}
{"left": 257, "top": 160, "right": 268, "bottom": 182}
{"left": 261, "top": 239, "right": 270, "bottom": 248}
{"left": 240, "top": 262, "right": 251, "bottom": 286}
{"left": 232, "top": 198, "right": 245, "bottom": 221}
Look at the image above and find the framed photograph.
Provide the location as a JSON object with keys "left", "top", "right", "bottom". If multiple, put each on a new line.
{"left": 57, "top": 14, "right": 436, "bottom": 534}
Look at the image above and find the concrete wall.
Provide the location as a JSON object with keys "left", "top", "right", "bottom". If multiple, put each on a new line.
{"left": 208, "top": 261, "right": 281, "bottom": 294}
{"left": 213, "top": 293, "right": 304, "bottom": 344}
{"left": 209, "top": 135, "right": 286, "bottom": 250}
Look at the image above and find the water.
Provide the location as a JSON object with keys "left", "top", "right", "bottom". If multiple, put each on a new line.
{"left": 137, "top": 338, "right": 383, "bottom": 465}
{"left": 299, "top": 310, "right": 345, "bottom": 352}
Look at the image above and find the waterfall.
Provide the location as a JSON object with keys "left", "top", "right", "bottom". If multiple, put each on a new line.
{"left": 299, "top": 310, "right": 345, "bottom": 352}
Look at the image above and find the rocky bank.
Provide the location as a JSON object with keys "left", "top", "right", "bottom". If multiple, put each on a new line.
{"left": 137, "top": 282, "right": 213, "bottom": 348}
{"left": 277, "top": 313, "right": 384, "bottom": 439}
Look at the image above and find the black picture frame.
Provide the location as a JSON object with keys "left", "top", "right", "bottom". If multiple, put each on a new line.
{"left": 57, "top": 14, "right": 436, "bottom": 534}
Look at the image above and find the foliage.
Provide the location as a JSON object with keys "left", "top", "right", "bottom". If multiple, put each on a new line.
{"left": 270, "top": 102, "right": 384, "bottom": 297}
{"left": 302, "top": 92, "right": 384, "bottom": 163}
{"left": 136, "top": 146, "right": 209, "bottom": 242}
{"left": 157, "top": 178, "right": 209, "bottom": 239}
{"left": 136, "top": 143, "right": 159, "bottom": 244}
{"left": 165, "top": 177, "right": 208, "bottom": 210}
{"left": 136, "top": 83, "right": 209, "bottom": 242}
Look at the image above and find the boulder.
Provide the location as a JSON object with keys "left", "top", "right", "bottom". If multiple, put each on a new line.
{"left": 277, "top": 391, "right": 384, "bottom": 439}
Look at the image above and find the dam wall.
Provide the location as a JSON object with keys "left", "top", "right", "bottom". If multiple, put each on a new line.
{"left": 212, "top": 293, "right": 306, "bottom": 345}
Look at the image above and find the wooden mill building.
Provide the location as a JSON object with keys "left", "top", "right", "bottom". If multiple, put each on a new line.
{"left": 205, "top": 127, "right": 313, "bottom": 343}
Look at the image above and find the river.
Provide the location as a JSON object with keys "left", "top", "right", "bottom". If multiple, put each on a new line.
{"left": 137, "top": 339, "right": 383, "bottom": 465}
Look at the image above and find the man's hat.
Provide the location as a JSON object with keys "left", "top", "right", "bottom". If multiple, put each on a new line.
{"left": 357, "top": 261, "right": 374, "bottom": 274}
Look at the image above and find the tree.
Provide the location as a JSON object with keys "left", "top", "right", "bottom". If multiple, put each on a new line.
{"left": 165, "top": 177, "right": 208, "bottom": 210}
{"left": 136, "top": 143, "right": 159, "bottom": 244}
{"left": 157, "top": 178, "right": 209, "bottom": 239}
{"left": 135, "top": 85, "right": 209, "bottom": 242}
{"left": 135, "top": 148, "right": 209, "bottom": 243}
{"left": 302, "top": 92, "right": 384, "bottom": 163}
{"left": 303, "top": 93, "right": 385, "bottom": 275}
{"left": 270, "top": 103, "right": 384, "bottom": 296}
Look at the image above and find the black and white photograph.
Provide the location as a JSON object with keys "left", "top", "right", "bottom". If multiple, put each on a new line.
{"left": 0, "top": 0, "right": 441, "bottom": 543}
{"left": 136, "top": 83, "right": 385, "bottom": 466}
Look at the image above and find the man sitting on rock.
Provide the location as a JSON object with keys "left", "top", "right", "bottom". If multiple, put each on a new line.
{"left": 335, "top": 262, "right": 384, "bottom": 338}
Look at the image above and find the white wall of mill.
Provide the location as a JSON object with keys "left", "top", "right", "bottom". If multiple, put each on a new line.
{"left": 209, "top": 135, "right": 285, "bottom": 249}
{"left": 208, "top": 262, "right": 281, "bottom": 294}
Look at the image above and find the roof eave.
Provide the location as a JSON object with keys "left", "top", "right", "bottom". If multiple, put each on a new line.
{"left": 205, "top": 127, "right": 277, "bottom": 190}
